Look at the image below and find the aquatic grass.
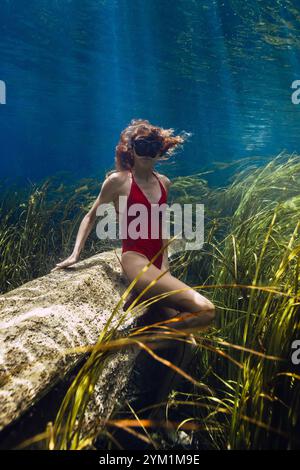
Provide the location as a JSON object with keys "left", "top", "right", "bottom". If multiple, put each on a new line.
{"left": 0, "top": 175, "right": 117, "bottom": 293}
{"left": 50, "top": 235, "right": 216, "bottom": 450}
{"left": 49, "top": 239, "right": 170, "bottom": 449}
{"left": 178, "top": 151, "right": 300, "bottom": 449}
{"left": 48, "top": 278, "right": 288, "bottom": 449}
{"left": 2, "top": 152, "right": 300, "bottom": 449}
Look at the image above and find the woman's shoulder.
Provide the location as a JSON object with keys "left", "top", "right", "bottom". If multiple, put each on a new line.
{"left": 105, "top": 169, "right": 131, "bottom": 184}
{"left": 155, "top": 171, "right": 172, "bottom": 190}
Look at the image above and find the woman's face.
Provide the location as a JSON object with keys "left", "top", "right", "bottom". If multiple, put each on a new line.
{"left": 132, "top": 146, "right": 161, "bottom": 166}
{"left": 133, "top": 149, "right": 160, "bottom": 167}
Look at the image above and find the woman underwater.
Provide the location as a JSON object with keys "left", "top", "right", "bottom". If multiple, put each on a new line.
{"left": 52, "top": 118, "right": 216, "bottom": 421}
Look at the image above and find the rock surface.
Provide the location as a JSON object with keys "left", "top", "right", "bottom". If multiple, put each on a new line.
{"left": 0, "top": 249, "right": 142, "bottom": 434}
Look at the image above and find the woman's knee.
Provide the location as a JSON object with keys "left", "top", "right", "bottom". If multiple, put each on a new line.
{"left": 191, "top": 294, "right": 216, "bottom": 325}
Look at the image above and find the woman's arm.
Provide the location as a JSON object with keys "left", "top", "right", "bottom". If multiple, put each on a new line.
{"left": 52, "top": 173, "right": 117, "bottom": 271}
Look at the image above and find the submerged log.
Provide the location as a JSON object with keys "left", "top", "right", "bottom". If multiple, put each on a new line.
{"left": 0, "top": 249, "right": 143, "bottom": 437}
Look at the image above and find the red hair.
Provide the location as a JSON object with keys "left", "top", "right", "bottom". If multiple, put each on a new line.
{"left": 112, "top": 118, "right": 189, "bottom": 172}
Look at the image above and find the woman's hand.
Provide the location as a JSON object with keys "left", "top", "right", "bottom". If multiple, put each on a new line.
{"left": 51, "top": 253, "right": 79, "bottom": 272}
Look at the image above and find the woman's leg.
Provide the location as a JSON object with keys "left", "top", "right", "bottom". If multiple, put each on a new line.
{"left": 121, "top": 252, "right": 215, "bottom": 422}
{"left": 126, "top": 295, "right": 196, "bottom": 423}
{"left": 121, "top": 252, "right": 216, "bottom": 332}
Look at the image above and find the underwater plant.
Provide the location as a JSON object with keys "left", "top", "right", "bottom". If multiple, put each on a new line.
{"left": 176, "top": 152, "right": 300, "bottom": 450}
{"left": 0, "top": 175, "right": 120, "bottom": 294}
{"left": 2, "top": 152, "right": 300, "bottom": 450}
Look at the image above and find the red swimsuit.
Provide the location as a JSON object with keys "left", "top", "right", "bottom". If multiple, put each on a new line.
{"left": 119, "top": 168, "right": 167, "bottom": 269}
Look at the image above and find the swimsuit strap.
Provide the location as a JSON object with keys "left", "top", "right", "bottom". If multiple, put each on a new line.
{"left": 130, "top": 167, "right": 166, "bottom": 199}
{"left": 152, "top": 170, "right": 168, "bottom": 202}
{"left": 151, "top": 170, "right": 165, "bottom": 193}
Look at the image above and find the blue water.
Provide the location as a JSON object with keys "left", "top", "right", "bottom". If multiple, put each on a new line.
{"left": 1, "top": 0, "right": 300, "bottom": 184}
